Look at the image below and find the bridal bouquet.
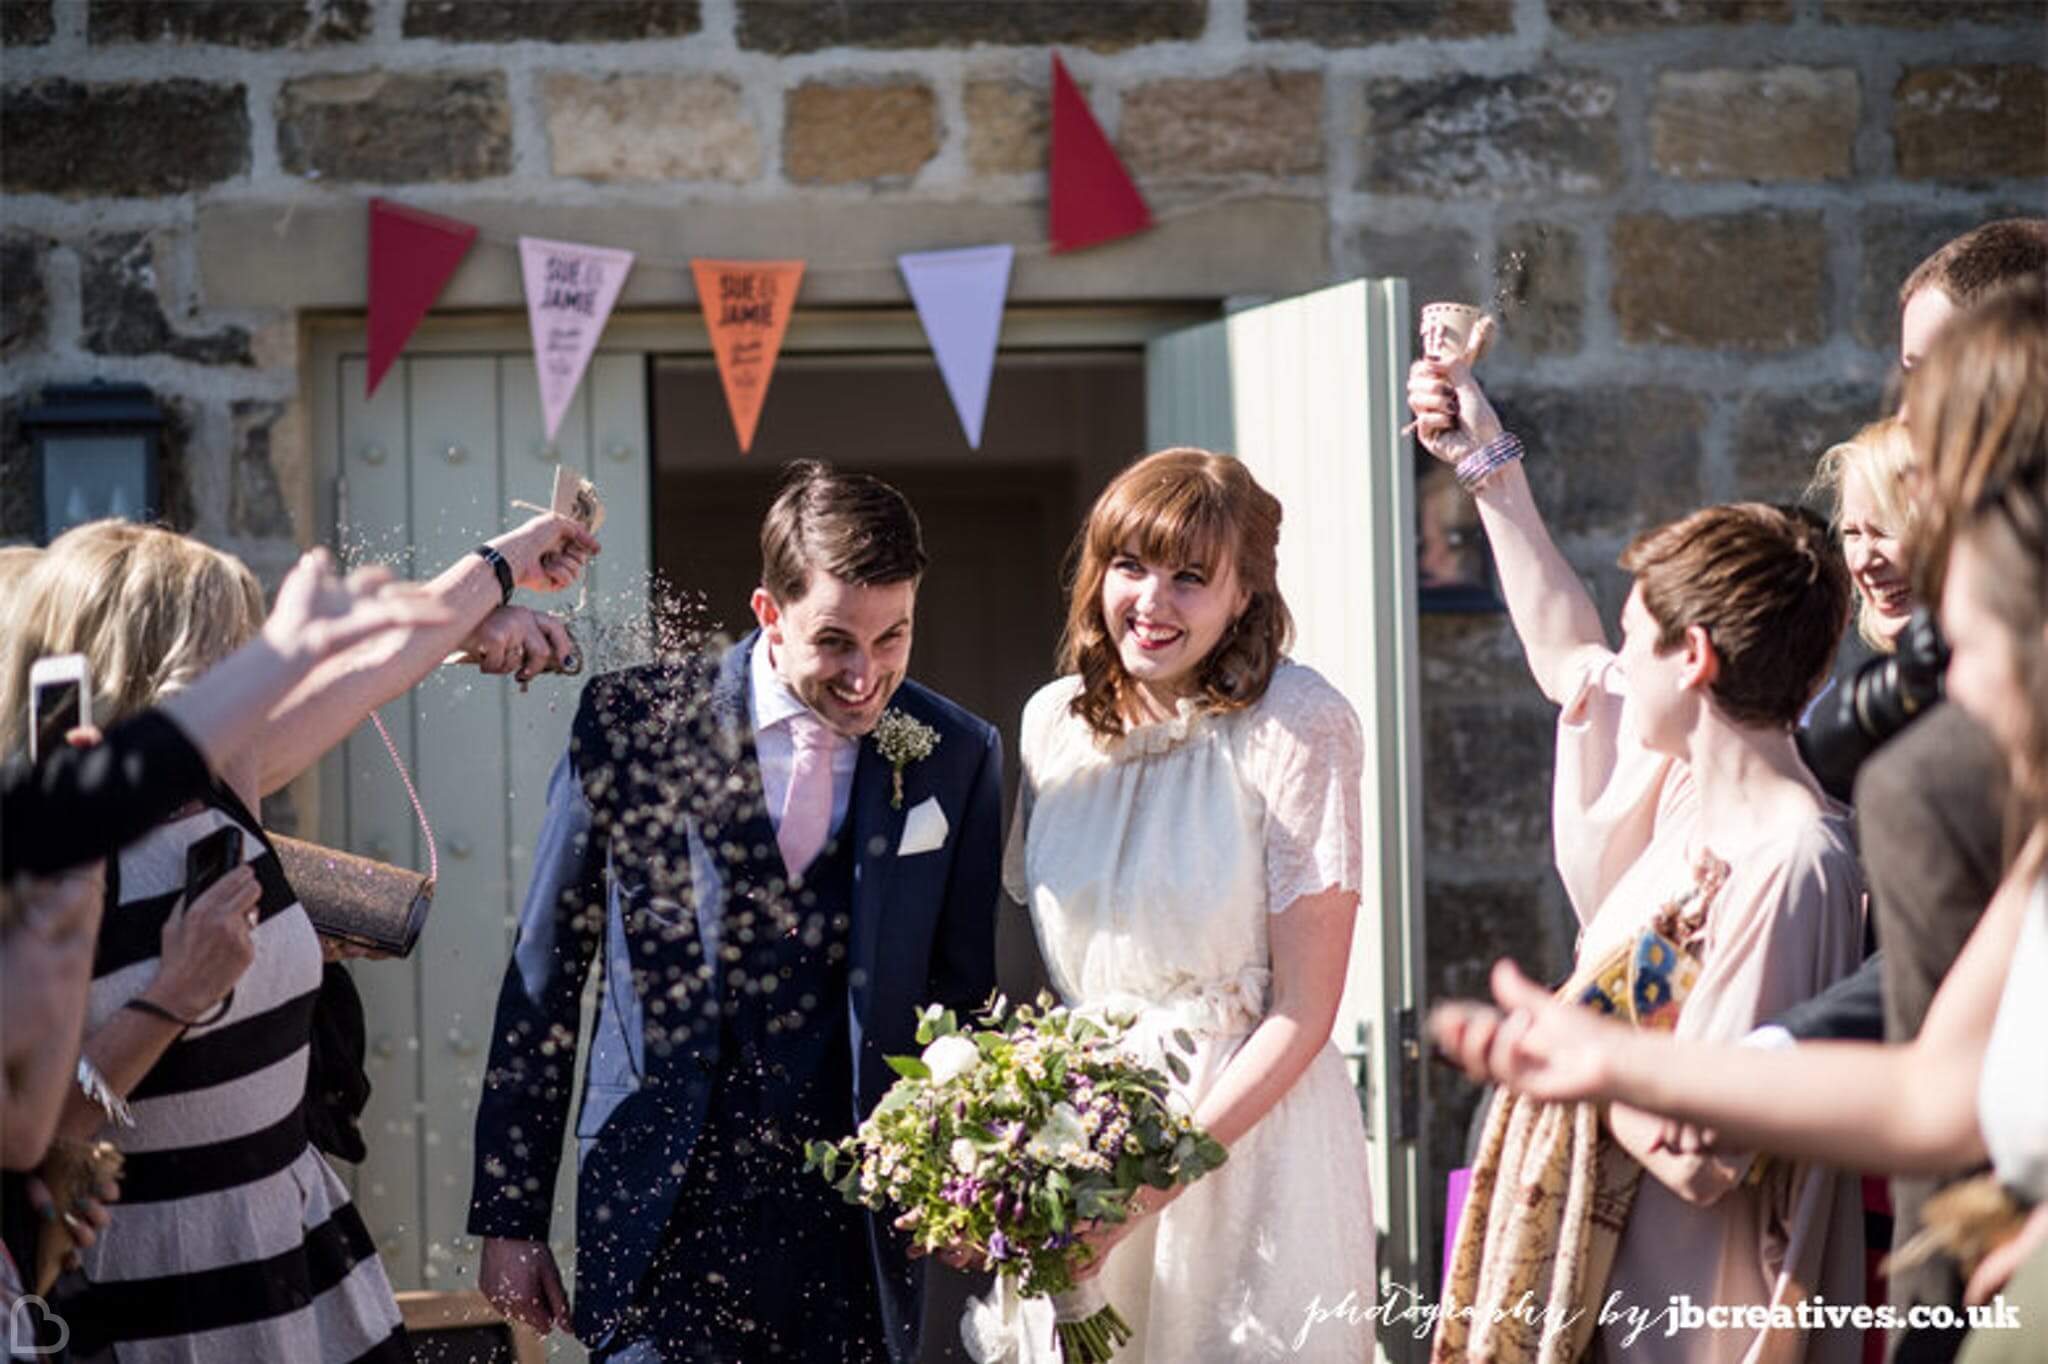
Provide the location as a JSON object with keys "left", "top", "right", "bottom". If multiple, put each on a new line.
{"left": 805, "top": 994, "right": 1227, "bottom": 1362}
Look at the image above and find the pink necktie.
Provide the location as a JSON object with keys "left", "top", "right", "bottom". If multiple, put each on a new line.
{"left": 777, "top": 713, "right": 836, "bottom": 878}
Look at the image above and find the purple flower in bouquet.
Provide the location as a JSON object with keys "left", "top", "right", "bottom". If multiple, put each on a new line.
{"left": 988, "top": 1231, "right": 1015, "bottom": 1263}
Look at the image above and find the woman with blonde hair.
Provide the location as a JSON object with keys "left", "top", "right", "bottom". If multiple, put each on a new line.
{"left": 987, "top": 448, "right": 1377, "bottom": 1361}
{"left": 1809, "top": 417, "right": 1921, "bottom": 653}
{"left": 8, "top": 511, "right": 594, "bottom": 1363}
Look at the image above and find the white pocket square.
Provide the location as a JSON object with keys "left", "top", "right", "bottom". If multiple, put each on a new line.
{"left": 897, "top": 796, "right": 949, "bottom": 857}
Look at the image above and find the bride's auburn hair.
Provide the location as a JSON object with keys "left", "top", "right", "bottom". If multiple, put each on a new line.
{"left": 1059, "top": 448, "right": 1294, "bottom": 741}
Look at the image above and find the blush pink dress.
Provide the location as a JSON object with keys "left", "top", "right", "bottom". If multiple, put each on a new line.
{"left": 1556, "top": 645, "right": 1867, "bottom": 1364}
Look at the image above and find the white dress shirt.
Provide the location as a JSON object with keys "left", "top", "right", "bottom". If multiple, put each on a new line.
{"left": 748, "top": 632, "right": 858, "bottom": 839}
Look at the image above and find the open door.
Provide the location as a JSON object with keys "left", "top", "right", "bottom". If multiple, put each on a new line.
{"left": 1146, "top": 279, "right": 1429, "bottom": 1360}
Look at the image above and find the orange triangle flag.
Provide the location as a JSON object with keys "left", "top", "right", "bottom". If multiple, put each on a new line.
{"left": 692, "top": 259, "right": 805, "bottom": 453}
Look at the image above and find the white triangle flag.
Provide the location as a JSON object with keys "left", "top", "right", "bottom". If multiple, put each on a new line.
{"left": 897, "top": 244, "right": 1014, "bottom": 450}
{"left": 519, "top": 236, "right": 635, "bottom": 442}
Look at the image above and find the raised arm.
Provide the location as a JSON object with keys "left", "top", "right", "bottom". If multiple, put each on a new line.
{"left": 255, "top": 513, "right": 598, "bottom": 797}
{"left": 1408, "top": 337, "right": 1607, "bottom": 704}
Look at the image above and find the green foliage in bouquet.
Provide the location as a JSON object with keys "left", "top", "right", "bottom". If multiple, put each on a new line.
{"left": 805, "top": 992, "right": 1228, "bottom": 1360}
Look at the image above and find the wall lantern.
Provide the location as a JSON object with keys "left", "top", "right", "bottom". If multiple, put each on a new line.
{"left": 23, "top": 381, "right": 166, "bottom": 544}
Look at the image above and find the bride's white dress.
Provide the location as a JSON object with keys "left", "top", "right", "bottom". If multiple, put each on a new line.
{"left": 978, "top": 661, "right": 1377, "bottom": 1363}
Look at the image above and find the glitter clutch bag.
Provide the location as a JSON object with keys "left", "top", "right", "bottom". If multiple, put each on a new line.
{"left": 272, "top": 834, "right": 433, "bottom": 957}
{"left": 278, "top": 712, "right": 437, "bottom": 957}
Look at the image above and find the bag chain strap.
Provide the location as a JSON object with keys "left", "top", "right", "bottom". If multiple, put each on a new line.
{"left": 369, "top": 710, "right": 438, "bottom": 886}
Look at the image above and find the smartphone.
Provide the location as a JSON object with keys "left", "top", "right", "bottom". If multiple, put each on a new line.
{"left": 27, "top": 653, "right": 91, "bottom": 764}
{"left": 185, "top": 826, "right": 245, "bottom": 902}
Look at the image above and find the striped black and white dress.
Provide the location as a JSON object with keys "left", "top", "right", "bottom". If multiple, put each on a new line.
{"left": 57, "top": 792, "right": 409, "bottom": 1363}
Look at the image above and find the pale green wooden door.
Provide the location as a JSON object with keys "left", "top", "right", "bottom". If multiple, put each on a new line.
{"left": 1146, "top": 279, "right": 1429, "bottom": 1360}
{"left": 326, "top": 350, "right": 649, "bottom": 1316}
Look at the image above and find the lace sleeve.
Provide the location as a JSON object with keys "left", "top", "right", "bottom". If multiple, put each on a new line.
{"left": 1247, "top": 665, "right": 1366, "bottom": 914}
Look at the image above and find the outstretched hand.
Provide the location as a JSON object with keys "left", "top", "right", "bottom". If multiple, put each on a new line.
{"left": 1406, "top": 318, "right": 1503, "bottom": 466}
{"left": 262, "top": 548, "right": 459, "bottom": 667}
{"left": 1427, "top": 958, "right": 1630, "bottom": 1104}
{"left": 489, "top": 513, "right": 601, "bottom": 594}
{"left": 456, "top": 606, "right": 580, "bottom": 686}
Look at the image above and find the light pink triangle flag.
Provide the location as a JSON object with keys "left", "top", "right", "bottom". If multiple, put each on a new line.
{"left": 519, "top": 236, "right": 635, "bottom": 441}
{"left": 898, "top": 244, "right": 1014, "bottom": 449}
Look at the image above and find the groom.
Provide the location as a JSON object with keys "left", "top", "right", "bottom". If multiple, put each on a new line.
{"left": 469, "top": 461, "right": 1003, "bottom": 1362}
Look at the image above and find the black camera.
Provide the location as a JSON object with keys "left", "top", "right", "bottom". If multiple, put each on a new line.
{"left": 1797, "top": 607, "right": 1950, "bottom": 802}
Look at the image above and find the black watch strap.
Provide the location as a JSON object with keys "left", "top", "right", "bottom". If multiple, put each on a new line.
{"left": 474, "top": 545, "right": 514, "bottom": 604}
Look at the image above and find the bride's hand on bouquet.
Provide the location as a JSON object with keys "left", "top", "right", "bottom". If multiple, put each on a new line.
{"left": 1427, "top": 958, "right": 1629, "bottom": 1103}
{"left": 1406, "top": 319, "right": 1501, "bottom": 466}
{"left": 895, "top": 1211, "right": 978, "bottom": 1271}
{"left": 1072, "top": 1185, "right": 1178, "bottom": 1281}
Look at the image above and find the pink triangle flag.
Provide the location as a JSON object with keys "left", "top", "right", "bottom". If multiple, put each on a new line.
{"left": 898, "top": 244, "right": 1014, "bottom": 449}
{"left": 519, "top": 236, "right": 635, "bottom": 441}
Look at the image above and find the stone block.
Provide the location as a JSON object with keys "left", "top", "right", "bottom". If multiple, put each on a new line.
{"left": 1359, "top": 71, "right": 1622, "bottom": 199}
{"left": 230, "top": 400, "right": 297, "bottom": 539}
{"left": 1894, "top": 65, "right": 2048, "bottom": 182}
{"left": 1419, "top": 613, "right": 1541, "bottom": 699}
{"left": 1490, "top": 385, "right": 1710, "bottom": 537}
{"left": 2, "top": 1, "right": 53, "bottom": 44}
{"left": 403, "top": 0, "right": 699, "bottom": 42}
{"left": 197, "top": 195, "right": 1332, "bottom": 309}
{"left": 0, "top": 399, "right": 31, "bottom": 541}
{"left": 1547, "top": 0, "right": 1790, "bottom": 33}
{"left": 1651, "top": 67, "right": 1858, "bottom": 182}
{"left": 91, "top": 0, "right": 373, "bottom": 47}
{"left": 965, "top": 79, "right": 1048, "bottom": 176}
{"left": 1118, "top": 70, "right": 1322, "bottom": 178}
{"left": 1421, "top": 870, "right": 1575, "bottom": 1235}
{"left": 1, "top": 231, "right": 50, "bottom": 359}
{"left": 544, "top": 73, "right": 760, "bottom": 182}
{"left": 1732, "top": 383, "right": 1887, "bottom": 504}
{"left": 1248, "top": 0, "right": 1512, "bottom": 44}
{"left": 81, "top": 231, "right": 253, "bottom": 365}
{"left": 1342, "top": 224, "right": 1480, "bottom": 317}
{"left": 1610, "top": 212, "right": 1827, "bottom": 350}
{"left": 1492, "top": 221, "right": 1583, "bottom": 356}
{"left": 1823, "top": 0, "right": 2044, "bottom": 26}
{"left": 1423, "top": 700, "right": 1555, "bottom": 857}
{"left": 736, "top": 1, "right": 1205, "bottom": 53}
{"left": 783, "top": 79, "right": 937, "bottom": 185}
{"left": 0, "top": 79, "right": 249, "bottom": 197}
{"left": 278, "top": 71, "right": 511, "bottom": 183}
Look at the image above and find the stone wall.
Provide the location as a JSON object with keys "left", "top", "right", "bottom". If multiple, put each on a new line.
{"left": 3, "top": 0, "right": 2043, "bottom": 1235}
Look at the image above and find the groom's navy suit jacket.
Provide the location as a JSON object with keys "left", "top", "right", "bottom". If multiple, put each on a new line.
{"left": 467, "top": 633, "right": 1002, "bottom": 1358}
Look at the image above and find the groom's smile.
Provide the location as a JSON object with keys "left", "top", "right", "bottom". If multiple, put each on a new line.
{"left": 752, "top": 572, "right": 918, "bottom": 738}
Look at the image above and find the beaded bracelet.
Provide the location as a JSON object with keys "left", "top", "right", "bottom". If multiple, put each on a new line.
{"left": 1455, "top": 430, "right": 1525, "bottom": 494}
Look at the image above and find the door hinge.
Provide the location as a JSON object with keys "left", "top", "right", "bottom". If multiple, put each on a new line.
{"left": 1394, "top": 1006, "right": 1422, "bottom": 1146}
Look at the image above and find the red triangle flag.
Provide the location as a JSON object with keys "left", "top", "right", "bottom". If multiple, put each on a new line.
{"left": 366, "top": 198, "right": 478, "bottom": 398}
{"left": 1049, "top": 53, "right": 1151, "bottom": 254}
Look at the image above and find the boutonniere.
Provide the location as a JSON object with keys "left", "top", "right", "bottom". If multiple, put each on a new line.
{"left": 872, "top": 709, "right": 940, "bottom": 809}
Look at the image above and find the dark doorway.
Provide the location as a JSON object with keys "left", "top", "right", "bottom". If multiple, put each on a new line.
{"left": 649, "top": 347, "right": 1146, "bottom": 1363}
{"left": 649, "top": 349, "right": 1147, "bottom": 813}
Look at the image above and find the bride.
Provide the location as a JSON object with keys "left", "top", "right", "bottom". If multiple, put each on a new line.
{"left": 992, "top": 447, "right": 1377, "bottom": 1361}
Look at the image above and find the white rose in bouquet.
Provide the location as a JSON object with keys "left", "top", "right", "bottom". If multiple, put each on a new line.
{"left": 923, "top": 1032, "right": 983, "bottom": 1084}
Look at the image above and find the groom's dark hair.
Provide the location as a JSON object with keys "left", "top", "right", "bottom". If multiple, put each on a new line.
{"left": 760, "top": 460, "right": 928, "bottom": 604}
